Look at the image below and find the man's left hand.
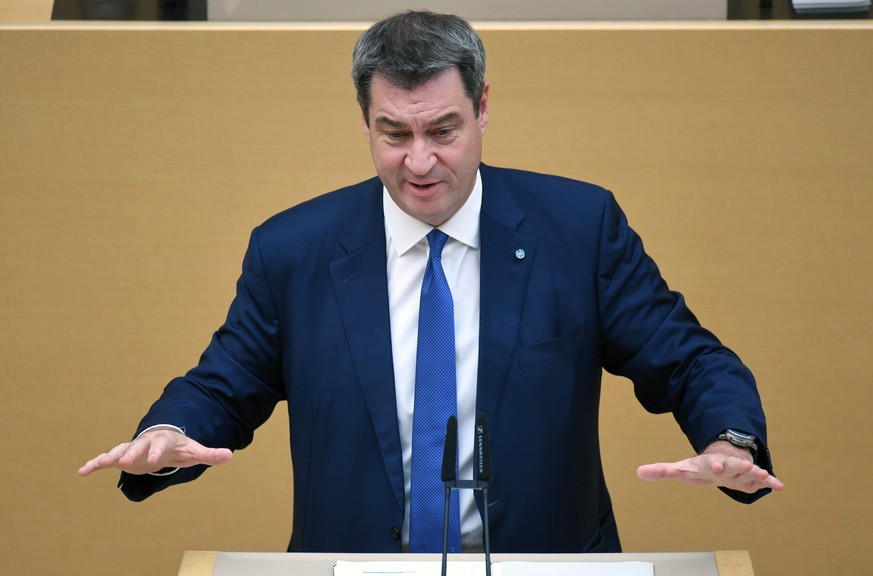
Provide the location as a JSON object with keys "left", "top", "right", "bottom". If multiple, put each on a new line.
{"left": 635, "top": 440, "right": 784, "bottom": 494}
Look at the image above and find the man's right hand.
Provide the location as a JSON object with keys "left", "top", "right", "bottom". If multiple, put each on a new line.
{"left": 77, "top": 427, "right": 233, "bottom": 477}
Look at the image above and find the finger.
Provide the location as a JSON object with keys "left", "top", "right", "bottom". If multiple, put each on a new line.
{"left": 79, "top": 439, "right": 142, "bottom": 476}
{"left": 145, "top": 431, "right": 175, "bottom": 467}
{"left": 735, "top": 467, "right": 785, "bottom": 493}
{"left": 717, "top": 456, "right": 754, "bottom": 478}
{"left": 117, "top": 437, "right": 152, "bottom": 468}
{"left": 77, "top": 452, "right": 111, "bottom": 476}
{"left": 710, "top": 460, "right": 782, "bottom": 493}
{"left": 79, "top": 441, "right": 135, "bottom": 476}
{"left": 766, "top": 475, "right": 785, "bottom": 491}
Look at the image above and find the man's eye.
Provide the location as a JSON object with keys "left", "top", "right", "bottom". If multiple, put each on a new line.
{"left": 385, "top": 132, "right": 405, "bottom": 140}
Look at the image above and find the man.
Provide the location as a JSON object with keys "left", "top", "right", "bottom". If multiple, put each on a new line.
{"left": 79, "top": 11, "right": 783, "bottom": 554}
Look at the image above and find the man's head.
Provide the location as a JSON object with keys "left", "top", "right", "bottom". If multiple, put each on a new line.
{"left": 353, "top": 12, "right": 490, "bottom": 227}
{"left": 352, "top": 10, "right": 487, "bottom": 125}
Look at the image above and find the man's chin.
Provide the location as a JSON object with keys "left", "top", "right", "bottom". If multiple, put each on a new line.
{"left": 406, "top": 201, "right": 455, "bottom": 227}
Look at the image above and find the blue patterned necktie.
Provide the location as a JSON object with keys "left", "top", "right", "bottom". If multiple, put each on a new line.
{"left": 408, "top": 229, "right": 461, "bottom": 553}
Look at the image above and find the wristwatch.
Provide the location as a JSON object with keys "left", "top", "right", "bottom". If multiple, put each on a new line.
{"left": 717, "top": 429, "right": 758, "bottom": 453}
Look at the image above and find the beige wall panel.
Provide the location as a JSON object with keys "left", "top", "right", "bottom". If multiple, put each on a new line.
{"left": 1, "top": 23, "right": 871, "bottom": 576}
{"left": 0, "top": 0, "right": 52, "bottom": 23}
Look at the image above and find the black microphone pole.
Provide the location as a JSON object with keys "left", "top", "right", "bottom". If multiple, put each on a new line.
{"left": 440, "top": 416, "right": 458, "bottom": 576}
{"left": 475, "top": 413, "right": 493, "bottom": 576}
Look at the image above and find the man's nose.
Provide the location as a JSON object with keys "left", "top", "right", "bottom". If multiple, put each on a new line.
{"left": 404, "top": 138, "right": 437, "bottom": 175}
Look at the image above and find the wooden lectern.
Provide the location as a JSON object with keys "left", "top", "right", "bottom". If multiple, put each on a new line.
{"left": 178, "top": 550, "right": 755, "bottom": 576}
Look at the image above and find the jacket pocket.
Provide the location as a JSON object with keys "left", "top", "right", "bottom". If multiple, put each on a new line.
{"left": 516, "top": 321, "right": 587, "bottom": 369}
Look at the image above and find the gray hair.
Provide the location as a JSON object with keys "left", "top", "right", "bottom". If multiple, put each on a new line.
{"left": 352, "top": 10, "right": 487, "bottom": 124}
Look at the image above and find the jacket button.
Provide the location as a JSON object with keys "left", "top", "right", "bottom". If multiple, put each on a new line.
{"left": 390, "top": 527, "right": 401, "bottom": 541}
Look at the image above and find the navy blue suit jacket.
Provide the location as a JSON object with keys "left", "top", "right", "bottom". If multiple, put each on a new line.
{"left": 121, "top": 164, "right": 772, "bottom": 553}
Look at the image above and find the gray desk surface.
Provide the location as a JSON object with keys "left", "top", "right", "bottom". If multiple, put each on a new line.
{"left": 178, "top": 550, "right": 755, "bottom": 576}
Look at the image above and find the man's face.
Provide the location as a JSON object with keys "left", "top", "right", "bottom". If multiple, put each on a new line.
{"left": 363, "top": 67, "right": 489, "bottom": 227}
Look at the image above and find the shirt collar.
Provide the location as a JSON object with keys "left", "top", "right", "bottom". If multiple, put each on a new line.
{"left": 383, "top": 170, "right": 482, "bottom": 256}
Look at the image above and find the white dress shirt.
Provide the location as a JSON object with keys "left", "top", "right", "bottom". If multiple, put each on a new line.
{"left": 383, "top": 170, "right": 483, "bottom": 551}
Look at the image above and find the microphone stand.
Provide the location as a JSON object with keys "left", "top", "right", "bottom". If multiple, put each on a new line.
{"left": 482, "top": 484, "right": 491, "bottom": 576}
{"left": 444, "top": 477, "right": 492, "bottom": 576}
{"left": 441, "top": 483, "right": 452, "bottom": 576}
{"left": 441, "top": 414, "right": 493, "bottom": 576}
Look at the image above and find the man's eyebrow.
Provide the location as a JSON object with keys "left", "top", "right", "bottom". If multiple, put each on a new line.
{"left": 373, "top": 112, "right": 464, "bottom": 130}
{"left": 427, "top": 112, "right": 464, "bottom": 128}
{"left": 373, "top": 116, "right": 407, "bottom": 130}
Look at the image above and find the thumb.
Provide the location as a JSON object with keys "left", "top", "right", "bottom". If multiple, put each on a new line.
{"left": 636, "top": 463, "right": 670, "bottom": 481}
{"left": 196, "top": 446, "right": 233, "bottom": 467}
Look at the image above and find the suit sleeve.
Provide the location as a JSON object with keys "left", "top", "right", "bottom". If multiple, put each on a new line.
{"left": 119, "top": 227, "right": 286, "bottom": 501}
{"left": 595, "top": 192, "right": 774, "bottom": 503}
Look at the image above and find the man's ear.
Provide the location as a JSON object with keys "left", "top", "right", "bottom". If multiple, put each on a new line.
{"left": 361, "top": 110, "right": 371, "bottom": 138}
{"left": 478, "top": 81, "right": 490, "bottom": 134}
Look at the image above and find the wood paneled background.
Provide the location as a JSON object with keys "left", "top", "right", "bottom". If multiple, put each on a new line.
{"left": 1, "top": 20, "right": 871, "bottom": 576}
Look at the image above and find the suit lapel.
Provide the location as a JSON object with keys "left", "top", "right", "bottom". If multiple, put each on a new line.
{"left": 326, "top": 168, "right": 535, "bottom": 508}
{"left": 477, "top": 166, "right": 536, "bottom": 436}
{"left": 329, "top": 182, "right": 405, "bottom": 510}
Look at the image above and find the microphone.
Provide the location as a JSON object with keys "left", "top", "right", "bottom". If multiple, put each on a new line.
{"left": 441, "top": 416, "right": 458, "bottom": 576}
{"left": 475, "top": 413, "right": 493, "bottom": 576}
{"left": 475, "top": 413, "right": 492, "bottom": 481}
{"left": 441, "top": 415, "right": 458, "bottom": 482}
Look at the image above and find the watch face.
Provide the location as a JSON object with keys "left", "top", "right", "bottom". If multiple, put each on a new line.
{"left": 722, "top": 430, "right": 758, "bottom": 449}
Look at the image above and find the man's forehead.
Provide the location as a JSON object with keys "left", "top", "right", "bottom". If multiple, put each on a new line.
{"left": 372, "top": 66, "right": 458, "bottom": 91}
{"left": 368, "top": 71, "right": 472, "bottom": 126}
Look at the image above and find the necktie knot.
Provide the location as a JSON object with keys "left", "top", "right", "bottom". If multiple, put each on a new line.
{"left": 427, "top": 229, "right": 449, "bottom": 261}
